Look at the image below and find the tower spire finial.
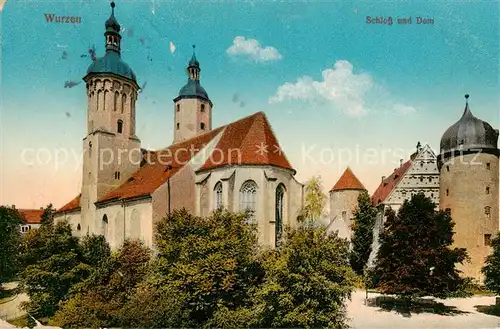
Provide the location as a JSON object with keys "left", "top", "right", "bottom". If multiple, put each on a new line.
{"left": 465, "top": 94, "right": 469, "bottom": 103}
{"left": 111, "top": 1, "right": 115, "bottom": 13}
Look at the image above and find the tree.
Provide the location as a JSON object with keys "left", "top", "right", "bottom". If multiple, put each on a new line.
{"left": 40, "top": 204, "right": 55, "bottom": 226}
{"left": 0, "top": 206, "right": 23, "bottom": 284}
{"left": 298, "top": 176, "right": 327, "bottom": 223}
{"left": 483, "top": 234, "right": 500, "bottom": 295}
{"left": 121, "top": 209, "right": 264, "bottom": 328}
{"left": 242, "top": 226, "right": 357, "bottom": 329}
{"left": 371, "top": 193, "right": 467, "bottom": 300}
{"left": 18, "top": 223, "right": 109, "bottom": 319}
{"left": 51, "top": 240, "right": 150, "bottom": 328}
{"left": 350, "top": 190, "right": 378, "bottom": 276}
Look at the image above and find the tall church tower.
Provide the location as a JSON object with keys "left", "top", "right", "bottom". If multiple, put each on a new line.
{"left": 173, "top": 46, "right": 213, "bottom": 143}
{"left": 80, "top": 2, "right": 141, "bottom": 234}
{"left": 438, "top": 94, "right": 499, "bottom": 282}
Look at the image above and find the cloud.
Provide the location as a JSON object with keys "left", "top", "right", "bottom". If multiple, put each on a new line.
{"left": 227, "top": 36, "right": 282, "bottom": 62}
{"left": 269, "top": 60, "right": 416, "bottom": 117}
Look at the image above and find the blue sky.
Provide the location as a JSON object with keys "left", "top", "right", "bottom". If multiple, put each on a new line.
{"left": 1, "top": 0, "right": 499, "bottom": 208}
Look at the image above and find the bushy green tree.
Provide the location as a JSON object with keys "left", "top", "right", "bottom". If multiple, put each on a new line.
{"left": 483, "top": 234, "right": 500, "bottom": 295}
{"left": 0, "top": 206, "right": 23, "bottom": 284}
{"left": 51, "top": 240, "right": 150, "bottom": 328}
{"left": 122, "top": 208, "right": 263, "bottom": 328}
{"left": 371, "top": 193, "right": 467, "bottom": 299}
{"left": 18, "top": 222, "right": 110, "bottom": 318}
{"left": 244, "top": 226, "right": 357, "bottom": 329}
{"left": 40, "top": 204, "right": 55, "bottom": 226}
{"left": 350, "top": 190, "right": 378, "bottom": 276}
{"left": 298, "top": 176, "right": 327, "bottom": 223}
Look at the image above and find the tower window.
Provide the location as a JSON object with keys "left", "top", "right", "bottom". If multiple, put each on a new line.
{"left": 485, "top": 234, "right": 492, "bottom": 246}
{"left": 117, "top": 120, "right": 123, "bottom": 133}
{"left": 114, "top": 171, "right": 121, "bottom": 180}
{"left": 201, "top": 104, "right": 205, "bottom": 112}
{"left": 428, "top": 177, "right": 432, "bottom": 182}
{"left": 200, "top": 122, "right": 205, "bottom": 130}
{"left": 177, "top": 104, "right": 180, "bottom": 112}
{"left": 486, "top": 163, "right": 491, "bottom": 170}
{"left": 77, "top": 224, "right": 81, "bottom": 231}
{"left": 419, "top": 177, "right": 423, "bottom": 182}
{"left": 446, "top": 165, "right": 449, "bottom": 172}
{"left": 446, "top": 189, "right": 449, "bottom": 196}
{"left": 486, "top": 187, "right": 490, "bottom": 195}
{"left": 176, "top": 123, "right": 180, "bottom": 130}
{"left": 485, "top": 206, "right": 491, "bottom": 218}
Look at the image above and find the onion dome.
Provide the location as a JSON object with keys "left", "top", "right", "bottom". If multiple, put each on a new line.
{"left": 84, "top": 1, "right": 137, "bottom": 83}
{"left": 440, "top": 94, "right": 498, "bottom": 153}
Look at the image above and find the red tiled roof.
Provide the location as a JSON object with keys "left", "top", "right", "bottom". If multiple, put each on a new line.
{"left": 56, "top": 194, "right": 81, "bottom": 213}
{"left": 19, "top": 209, "right": 43, "bottom": 224}
{"left": 371, "top": 160, "right": 412, "bottom": 206}
{"left": 330, "top": 167, "right": 366, "bottom": 191}
{"left": 98, "top": 127, "right": 224, "bottom": 203}
{"left": 198, "top": 111, "right": 294, "bottom": 172}
{"left": 97, "top": 111, "right": 294, "bottom": 203}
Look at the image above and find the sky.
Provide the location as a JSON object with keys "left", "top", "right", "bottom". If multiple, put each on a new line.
{"left": 1, "top": 0, "right": 499, "bottom": 209}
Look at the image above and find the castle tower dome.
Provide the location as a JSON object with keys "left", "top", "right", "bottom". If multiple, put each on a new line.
{"left": 173, "top": 45, "right": 213, "bottom": 143}
{"left": 438, "top": 94, "right": 499, "bottom": 282}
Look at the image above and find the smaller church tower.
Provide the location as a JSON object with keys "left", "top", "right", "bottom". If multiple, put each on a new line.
{"left": 329, "top": 167, "right": 367, "bottom": 229}
{"left": 173, "top": 46, "right": 213, "bottom": 143}
{"left": 438, "top": 94, "right": 499, "bottom": 282}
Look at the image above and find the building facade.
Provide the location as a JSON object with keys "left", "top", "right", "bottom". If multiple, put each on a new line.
{"left": 437, "top": 94, "right": 499, "bottom": 282}
{"left": 372, "top": 142, "right": 440, "bottom": 214}
{"left": 54, "top": 2, "right": 304, "bottom": 250}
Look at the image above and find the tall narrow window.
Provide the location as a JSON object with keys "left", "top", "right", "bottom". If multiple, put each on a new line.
{"left": 201, "top": 104, "right": 205, "bottom": 112}
{"left": 485, "top": 234, "right": 492, "bottom": 246}
{"left": 117, "top": 120, "right": 123, "bottom": 133}
{"left": 446, "top": 165, "right": 449, "bottom": 172}
{"left": 214, "top": 182, "right": 223, "bottom": 209}
{"left": 275, "top": 184, "right": 285, "bottom": 248}
{"left": 446, "top": 189, "right": 449, "bottom": 196}
{"left": 200, "top": 122, "right": 205, "bottom": 130}
{"left": 114, "top": 91, "right": 119, "bottom": 111}
{"left": 428, "top": 177, "right": 432, "bottom": 182}
{"left": 102, "top": 215, "right": 109, "bottom": 239}
{"left": 104, "top": 90, "right": 109, "bottom": 111}
{"left": 121, "top": 94, "right": 126, "bottom": 113}
{"left": 176, "top": 123, "right": 180, "bottom": 130}
{"left": 97, "top": 90, "right": 102, "bottom": 111}
{"left": 486, "top": 187, "right": 490, "bottom": 195}
{"left": 487, "top": 163, "right": 491, "bottom": 170}
{"left": 240, "top": 180, "right": 257, "bottom": 224}
{"left": 176, "top": 104, "right": 180, "bottom": 112}
{"left": 342, "top": 211, "right": 347, "bottom": 221}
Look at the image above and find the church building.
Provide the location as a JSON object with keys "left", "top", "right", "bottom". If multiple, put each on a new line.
{"left": 54, "top": 2, "right": 304, "bottom": 249}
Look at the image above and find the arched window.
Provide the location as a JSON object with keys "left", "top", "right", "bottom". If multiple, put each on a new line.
{"left": 214, "top": 181, "right": 223, "bottom": 209}
{"left": 104, "top": 90, "right": 109, "bottom": 111}
{"left": 114, "top": 91, "right": 119, "bottom": 111}
{"left": 97, "top": 90, "right": 102, "bottom": 111}
{"left": 121, "top": 94, "right": 126, "bottom": 113}
{"left": 102, "top": 215, "right": 109, "bottom": 239}
{"left": 200, "top": 122, "right": 205, "bottom": 130}
{"left": 117, "top": 120, "right": 123, "bottom": 133}
{"left": 77, "top": 223, "right": 81, "bottom": 231}
{"left": 240, "top": 180, "right": 257, "bottom": 223}
{"left": 275, "top": 184, "right": 285, "bottom": 248}
{"left": 176, "top": 123, "right": 180, "bottom": 130}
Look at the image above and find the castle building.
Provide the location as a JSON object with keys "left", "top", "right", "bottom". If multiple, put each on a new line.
{"left": 372, "top": 142, "right": 440, "bottom": 214}
{"left": 326, "top": 167, "right": 366, "bottom": 240}
{"left": 437, "top": 94, "right": 499, "bottom": 281}
{"left": 54, "top": 2, "right": 304, "bottom": 249}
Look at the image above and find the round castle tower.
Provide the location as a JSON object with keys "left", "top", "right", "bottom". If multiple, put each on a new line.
{"left": 329, "top": 167, "right": 366, "bottom": 228}
{"left": 437, "top": 94, "right": 499, "bottom": 281}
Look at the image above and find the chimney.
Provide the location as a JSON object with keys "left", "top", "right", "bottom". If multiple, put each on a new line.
{"left": 381, "top": 176, "right": 386, "bottom": 182}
